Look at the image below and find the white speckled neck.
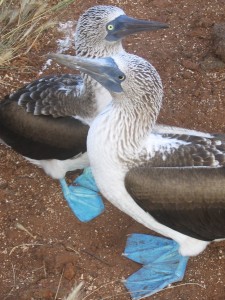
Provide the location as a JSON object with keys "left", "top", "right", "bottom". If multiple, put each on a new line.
{"left": 87, "top": 52, "right": 210, "bottom": 256}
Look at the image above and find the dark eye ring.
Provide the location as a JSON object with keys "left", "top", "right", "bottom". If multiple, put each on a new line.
{"left": 118, "top": 75, "right": 125, "bottom": 81}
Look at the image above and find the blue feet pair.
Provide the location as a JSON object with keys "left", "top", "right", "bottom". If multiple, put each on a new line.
{"left": 60, "top": 170, "right": 188, "bottom": 299}
{"left": 123, "top": 233, "right": 189, "bottom": 299}
{"left": 60, "top": 167, "right": 105, "bottom": 222}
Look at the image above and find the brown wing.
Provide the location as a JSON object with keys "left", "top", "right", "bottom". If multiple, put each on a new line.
{"left": 125, "top": 166, "right": 225, "bottom": 241}
{"left": 11, "top": 74, "right": 84, "bottom": 118}
{"left": 0, "top": 97, "right": 89, "bottom": 160}
{"left": 146, "top": 133, "right": 225, "bottom": 168}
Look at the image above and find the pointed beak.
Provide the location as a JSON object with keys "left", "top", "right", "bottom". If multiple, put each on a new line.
{"left": 48, "top": 53, "right": 124, "bottom": 93}
{"left": 106, "top": 15, "right": 169, "bottom": 41}
{"left": 48, "top": 53, "right": 107, "bottom": 75}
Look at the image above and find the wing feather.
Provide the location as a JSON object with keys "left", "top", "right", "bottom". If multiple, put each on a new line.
{"left": 143, "top": 133, "right": 225, "bottom": 167}
{"left": 0, "top": 99, "right": 89, "bottom": 160}
{"left": 125, "top": 166, "right": 225, "bottom": 241}
{"left": 10, "top": 74, "right": 83, "bottom": 118}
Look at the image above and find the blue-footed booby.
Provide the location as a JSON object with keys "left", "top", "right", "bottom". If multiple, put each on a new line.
{"left": 0, "top": 5, "right": 168, "bottom": 222}
{"left": 49, "top": 52, "right": 225, "bottom": 299}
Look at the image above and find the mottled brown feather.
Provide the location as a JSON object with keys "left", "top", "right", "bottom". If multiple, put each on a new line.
{"left": 146, "top": 133, "right": 225, "bottom": 168}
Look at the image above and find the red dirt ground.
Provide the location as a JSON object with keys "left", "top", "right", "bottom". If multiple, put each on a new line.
{"left": 1, "top": 0, "right": 225, "bottom": 299}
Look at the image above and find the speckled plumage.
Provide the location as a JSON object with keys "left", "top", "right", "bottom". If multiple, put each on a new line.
{"left": 139, "top": 132, "right": 225, "bottom": 168}
{"left": 15, "top": 5, "right": 167, "bottom": 120}
{"left": 1, "top": 5, "right": 164, "bottom": 178}
{"left": 14, "top": 5, "right": 127, "bottom": 120}
{"left": 86, "top": 52, "right": 225, "bottom": 257}
{"left": 75, "top": 6, "right": 125, "bottom": 58}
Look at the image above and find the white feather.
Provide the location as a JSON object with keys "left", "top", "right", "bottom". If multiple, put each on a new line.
{"left": 25, "top": 152, "right": 89, "bottom": 179}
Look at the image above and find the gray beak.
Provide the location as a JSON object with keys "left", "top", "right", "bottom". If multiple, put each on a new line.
{"left": 48, "top": 53, "right": 124, "bottom": 93}
{"left": 106, "top": 15, "right": 169, "bottom": 41}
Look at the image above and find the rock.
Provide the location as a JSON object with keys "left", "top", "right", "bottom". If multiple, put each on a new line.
{"left": 182, "top": 59, "right": 199, "bottom": 71}
{"left": 200, "top": 55, "right": 225, "bottom": 71}
{"left": 193, "top": 89, "right": 201, "bottom": 98}
{"left": 192, "top": 17, "right": 213, "bottom": 29}
{"left": 188, "top": 28, "right": 208, "bottom": 39}
{"left": 55, "top": 253, "right": 77, "bottom": 272}
{"left": 64, "top": 262, "right": 76, "bottom": 280}
{"left": 0, "top": 178, "right": 8, "bottom": 189}
{"left": 213, "top": 23, "right": 225, "bottom": 63}
{"left": 182, "top": 71, "right": 193, "bottom": 79}
{"left": 152, "top": 0, "right": 170, "bottom": 8}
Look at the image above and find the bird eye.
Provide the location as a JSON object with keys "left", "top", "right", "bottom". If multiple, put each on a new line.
{"left": 107, "top": 24, "right": 114, "bottom": 31}
{"left": 118, "top": 75, "right": 125, "bottom": 81}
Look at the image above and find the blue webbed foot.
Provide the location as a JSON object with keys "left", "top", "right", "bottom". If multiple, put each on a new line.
{"left": 74, "top": 167, "right": 99, "bottom": 192}
{"left": 60, "top": 167, "right": 104, "bottom": 222}
{"left": 123, "top": 233, "right": 189, "bottom": 299}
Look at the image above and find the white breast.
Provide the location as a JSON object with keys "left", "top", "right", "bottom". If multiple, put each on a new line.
{"left": 87, "top": 111, "right": 209, "bottom": 257}
{"left": 94, "top": 84, "right": 113, "bottom": 116}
